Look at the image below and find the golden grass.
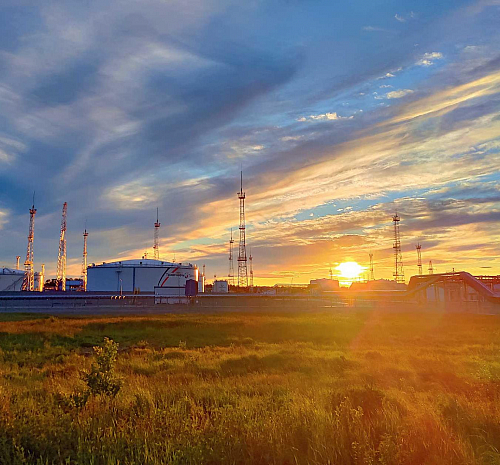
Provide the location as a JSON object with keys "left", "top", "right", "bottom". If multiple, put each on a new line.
{"left": 0, "top": 310, "right": 499, "bottom": 464}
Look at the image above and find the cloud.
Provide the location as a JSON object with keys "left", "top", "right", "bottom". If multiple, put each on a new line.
{"left": 386, "top": 89, "right": 414, "bottom": 99}
{"left": 297, "top": 112, "right": 353, "bottom": 122}
{"left": 394, "top": 11, "right": 417, "bottom": 23}
{"left": 416, "top": 52, "right": 444, "bottom": 66}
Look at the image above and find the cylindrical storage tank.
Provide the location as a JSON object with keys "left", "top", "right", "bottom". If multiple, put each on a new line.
{"left": 212, "top": 280, "right": 229, "bottom": 293}
{"left": 0, "top": 268, "right": 25, "bottom": 291}
{"left": 87, "top": 259, "right": 198, "bottom": 293}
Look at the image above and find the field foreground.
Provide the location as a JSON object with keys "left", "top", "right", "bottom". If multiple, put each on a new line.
{"left": 0, "top": 310, "right": 500, "bottom": 464}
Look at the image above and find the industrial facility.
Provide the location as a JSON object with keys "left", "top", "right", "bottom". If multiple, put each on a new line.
{"left": 1, "top": 174, "right": 499, "bottom": 314}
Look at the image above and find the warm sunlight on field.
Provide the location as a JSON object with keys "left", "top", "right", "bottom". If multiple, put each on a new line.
{"left": 1, "top": 311, "right": 500, "bottom": 464}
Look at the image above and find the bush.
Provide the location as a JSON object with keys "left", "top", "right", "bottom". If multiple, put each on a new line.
{"left": 82, "top": 337, "right": 122, "bottom": 398}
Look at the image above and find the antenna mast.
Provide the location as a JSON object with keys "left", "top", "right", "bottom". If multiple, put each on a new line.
{"left": 56, "top": 202, "right": 67, "bottom": 291}
{"left": 237, "top": 171, "right": 248, "bottom": 287}
{"left": 153, "top": 208, "right": 160, "bottom": 260}
{"left": 82, "top": 225, "right": 88, "bottom": 291}
{"left": 16, "top": 256, "right": 20, "bottom": 270}
{"left": 416, "top": 243, "right": 422, "bottom": 275}
{"left": 249, "top": 247, "right": 254, "bottom": 289}
{"left": 428, "top": 260, "right": 434, "bottom": 275}
{"left": 21, "top": 193, "right": 37, "bottom": 291}
{"left": 228, "top": 228, "right": 235, "bottom": 286}
{"left": 392, "top": 213, "right": 404, "bottom": 283}
{"left": 369, "top": 253, "right": 375, "bottom": 281}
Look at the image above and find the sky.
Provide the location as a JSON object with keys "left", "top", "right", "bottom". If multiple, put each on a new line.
{"left": 1, "top": 0, "right": 500, "bottom": 285}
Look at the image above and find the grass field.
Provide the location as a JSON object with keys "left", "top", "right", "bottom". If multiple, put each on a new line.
{"left": 0, "top": 310, "right": 499, "bottom": 464}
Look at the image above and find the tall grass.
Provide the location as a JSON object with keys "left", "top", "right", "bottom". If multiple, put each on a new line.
{"left": 0, "top": 311, "right": 499, "bottom": 464}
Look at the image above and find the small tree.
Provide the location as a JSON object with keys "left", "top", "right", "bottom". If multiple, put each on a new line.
{"left": 82, "top": 337, "right": 122, "bottom": 397}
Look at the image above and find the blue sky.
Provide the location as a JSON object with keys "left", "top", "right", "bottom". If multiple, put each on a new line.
{"left": 0, "top": 0, "right": 499, "bottom": 284}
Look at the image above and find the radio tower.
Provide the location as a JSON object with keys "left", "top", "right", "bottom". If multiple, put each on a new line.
{"left": 237, "top": 171, "right": 248, "bottom": 287}
{"left": 392, "top": 213, "right": 404, "bottom": 283}
{"left": 16, "top": 256, "right": 20, "bottom": 270}
{"left": 249, "top": 247, "right": 254, "bottom": 289}
{"left": 56, "top": 202, "right": 67, "bottom": 291}
{"left": 21, "top": 194, "right": 37, "bottom": 291}
{"left": 369, "top": 253, "right": 375, "bottom": 281}
{"left": 428, "top": 260, "right": 434, "bottom": 275}
{"left": 228, "top": 228, "right": 235, "bottom": 286}
{"left": 153, "top": 208, "right": 160, "bottom": 260}
{"left": 82, "top": 226, "right": 88, "bottom": 291}
{"left": 416, "top": 243, "right": 422, "bottom": 275}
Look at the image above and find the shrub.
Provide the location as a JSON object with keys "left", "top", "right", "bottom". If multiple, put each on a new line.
{"left": 82, "top": 337, "right": 122, "bottom": 398}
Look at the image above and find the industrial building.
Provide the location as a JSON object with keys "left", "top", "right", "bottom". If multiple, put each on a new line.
{"left": 87, "top": 259, "right": 198, "bottom": 294}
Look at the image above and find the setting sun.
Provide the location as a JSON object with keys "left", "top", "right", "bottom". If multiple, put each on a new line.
{"left": 336, "top": 262, "right": 365, "bottom": 280}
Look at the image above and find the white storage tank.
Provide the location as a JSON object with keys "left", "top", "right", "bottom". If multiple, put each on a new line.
{"left": 87, "top": 259, "right": 198, "bottom": 293}
{"left": 0, "top": 268, "right": 25, "bottom": 291}
{"left": 212, "top": 280, "right": 229, "bottom": 293}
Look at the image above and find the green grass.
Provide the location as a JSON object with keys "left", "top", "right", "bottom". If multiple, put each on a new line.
{"left": 0, "top": 310, "right": 499, "bottom": 464}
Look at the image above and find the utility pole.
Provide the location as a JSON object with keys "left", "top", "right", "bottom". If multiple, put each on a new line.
{"left": 153, "top": 208, "right": 160, "bottom": 260}
{"left": 56, "top": 202, "right": 67, "bottom": 291}
{"left": 82, "top": 226, "right": 88, "bottom": 291}
{"left": 21, "top": 193, "right": 36, "bottom": 291}
{"left": 237, "top": 171, "right": 248, "bottom": 287}
{"left": 228, "top": 228, "right": 235, "bottom": 286}
{"left": 416, "top": 243, "right": 422, "bottom": 275}
{"left": 369, "top": 253, "right": 375, "bottom": 281}
{"left": 392, "top": 213, "right": 404, "bottom": 283}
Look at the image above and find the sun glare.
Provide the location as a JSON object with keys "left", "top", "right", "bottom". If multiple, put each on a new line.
{"left": 336, "top": 261, "right": 365, "bottom": 280}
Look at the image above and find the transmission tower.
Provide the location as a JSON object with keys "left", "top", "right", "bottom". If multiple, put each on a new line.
{"left": 428, "top": 260, "right": 434, "bottom": 275}
{"left": 249, "top": 247, "right": 254, "bottom": 289}
{"left": 82, "top": 226, "right": 88, "bottom": 291}
{"left": 153, "top": 208, "right": 160, "bottom": 260}
{"left": 228, "top": 228, "right": 235, "bottom": 286}
{"left": 21, "top": 194, "right": 37, "bottom": 291}
{"left": 369, "top": 253, "right": 375, "bottom": 281}
{"left": 416, "top": 243, "right": 422, "bottom": 275}
{"left": 16, "top": 256, "right": 20, "bottom": 270}
{"left": 392, "top": 213, "right": 404, "bottom": 283}
{"left": 56, "top": 202, "right": 67, "bottom": 291}
{"left": 237, "top": 171, "right": 248, "bottom": 287}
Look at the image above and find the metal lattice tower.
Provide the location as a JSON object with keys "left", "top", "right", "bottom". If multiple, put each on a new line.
{"left": 369, "top": 253, "right": 375, "bottom": 281}
{"left": 249, "top": 247, "right": 254, "bottom": 289}
{"left": 16, "top": 256, "right": 20, "bottom": 270}
{"left": 392, "top": 213, "right": 404, "bottom": 283}
{"left": 153, "top": 208, "right": 160, "bottom": 260}
{"left": 416, "top": 243, "right": 422, "bottom": 275}
{"left": 82, "top": 227, "right": 88, "bottom": 291}
{"left": 237, "top": 171, "right": 248, "bottom": 287}
{"left": 228, "top": 228, "right": 235, "bottom": 286}
{"left": 428, "top": 260, "right": 434, "bottom": 275}
{"left": 56, "top": 202, "right": 67, "bottom": 291}
{"left": 21, "top": 195, "right": 37, "bottom": 291}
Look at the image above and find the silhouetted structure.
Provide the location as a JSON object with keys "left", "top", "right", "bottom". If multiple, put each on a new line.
{"left": 393, "top": 213, "right": 404, "bottom": 283}
{"left": 237, "top": 171, "right": 248, "bottom": 287}
{"left": 416, "top": 243, "right": 422, "bottom": 275}
{"left": 21, "top": 194, "right": 36, "bottom": 291}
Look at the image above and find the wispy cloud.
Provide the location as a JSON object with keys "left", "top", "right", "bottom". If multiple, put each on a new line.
{"left": 416, "top": 52, "right": 444, "bottom": 66}
{"left": 297, "top": 112, "right": 353, "bottom": 122}
{"left": 386, "top": 89, "right": 414, "bottom": 99}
